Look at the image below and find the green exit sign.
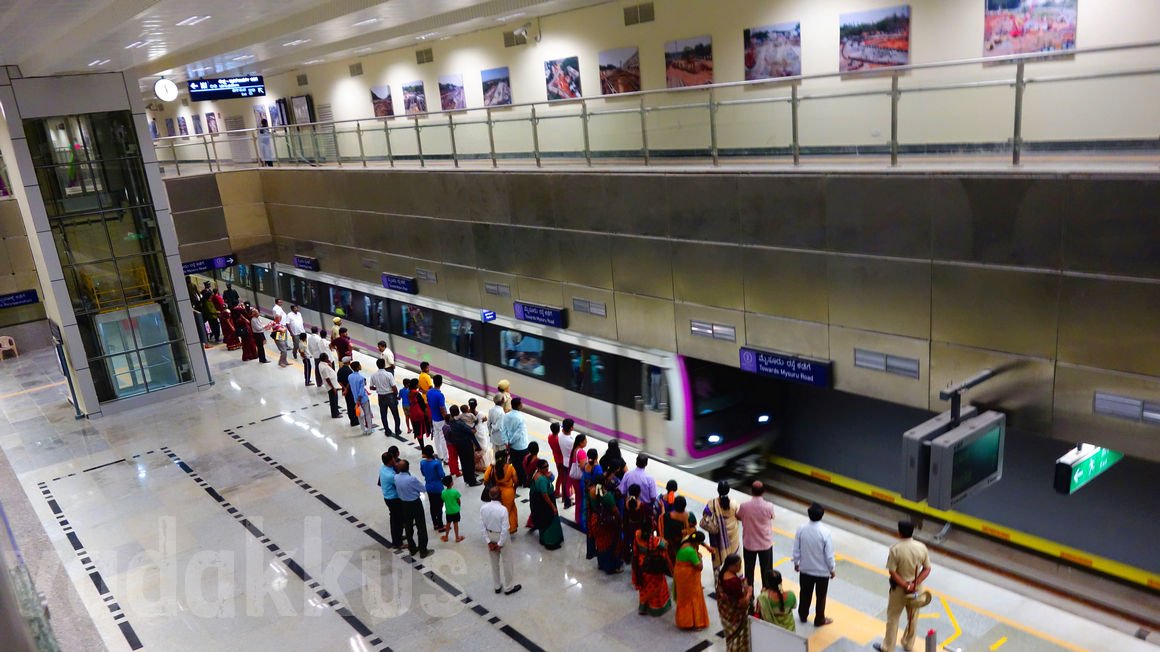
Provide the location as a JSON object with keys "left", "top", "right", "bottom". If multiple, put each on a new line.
{"left": 1054, "top": 444, "right": 1124, "bottom": 494}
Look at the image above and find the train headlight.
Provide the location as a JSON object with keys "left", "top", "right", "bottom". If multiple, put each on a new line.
{"left": 757, "top": 414, "right": 770, "bottom": 424}
{"left": 707, "top": 433, "right": 723, "bottom": 444}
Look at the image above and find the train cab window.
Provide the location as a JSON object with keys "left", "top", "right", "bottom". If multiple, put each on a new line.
{"left": 500, "top": 330, "right": 546, "bottom": 377}
{"left": 686, "top": 357, "right": 773, "bottom": 451}
{"left": 449, "top": 317, "right": 479, "bottom": 359}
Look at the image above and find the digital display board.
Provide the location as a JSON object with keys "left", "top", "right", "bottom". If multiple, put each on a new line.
{"left": 900, "top": 406, "right": 978, "bottom": 503}
{"left": 927, "top": 411, "right": 1006, "bottom": 510}
{"left": 1054, "top": 444, "right": 1124, "bottom": 495}
{"left": 188, "top": 76, "right": 266, "bottom": 102}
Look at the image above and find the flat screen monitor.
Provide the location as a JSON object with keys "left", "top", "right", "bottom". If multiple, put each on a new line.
{"left": 188, "top": 75, "right": 266, "bottom": 102}
{"left": 900, "top": 405, "right": 977, "bottom": 502}
{"left": 927, "top": 411, "right": 1005, "bottom": 510}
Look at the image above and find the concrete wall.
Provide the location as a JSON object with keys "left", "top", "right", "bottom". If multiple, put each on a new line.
{"left": 165, "top": 168, "right": 1160, "bottom": 463}
{"left": 0, "top": 199, "right": 46, "bottom": 337}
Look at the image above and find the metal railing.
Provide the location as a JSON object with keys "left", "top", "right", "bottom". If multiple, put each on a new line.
{"left": 152, "top": 40, "right": 1160, "bottom": 175}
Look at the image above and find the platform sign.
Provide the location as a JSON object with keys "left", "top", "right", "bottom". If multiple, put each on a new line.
{"left": 293, "top": 255, "right": 320, "bottom": 272}
{"left": 513, "top": 301, "right": 567, "bottom": 329}
{"left": 188, "top": 76, "right": 266, "bottom": 102}
{"left": 0, "top": 289, "right": 39, "bottom": 309}
{"left": 739, "top": 347, "right": 832, "bottom": 389}
{"left": 1054, "top": 444, "right": 1124, "bottom": 495}
{"left": 381, "top": 273, "right": 419, "bottom": 295}
{"left": 480, "top": 309, "right": 497, "bottom": 323}
{"left": 181, "top": 254, "right": 236, "bottom": 275}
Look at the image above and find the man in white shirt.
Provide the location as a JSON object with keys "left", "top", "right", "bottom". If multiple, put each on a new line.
{"left": 369, "top": 358, "right": 401, "bottom": 435}
{"left": 480, "top": 488, "right": 521, "bottom": 595}
{"left": 558, "top": 418, "right": 577, "bottom": 471}
{"left": 286, "top": 304, "right": 305, "bottom": 359}
{"left": 318, "top": 353, "right": 341, "bottom": 419}
{"left": 305, "top": 327, "right": 326, "bottom": 386}
{"left": 271, "top": 298, "right": 287, "bottom": 322}
{"left": 793, "top": 502, "right": 836, "bottom": 627}
{"left": 487, "top": 394, "right": 506, "bottom": 456}
{"left": 376, "top": 340, "right": 395, "bottom": 369}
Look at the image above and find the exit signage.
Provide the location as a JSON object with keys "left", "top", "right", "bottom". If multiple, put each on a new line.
{"left": 1054, "top": 444, "right": 1124, "bottom": 494}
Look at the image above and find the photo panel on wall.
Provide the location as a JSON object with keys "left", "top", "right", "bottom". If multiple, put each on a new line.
{"left": 370, "top": 85, "right": 394, "bottom": 117}
{"left": 206, "top": 112, "right": 219, "bottom": 134}
{"left": 164, "top": 118, "right": 175, "bottom": 137}
{"left": 149, "top": 119, "right": 159, "bottom": 139}
{"left": 665, "top": 36, "right": 713, "bottom": 88}
{"left": 744, "top": 22, "right": 801, "bottom": 80}
{"left": 403, "top": 81, "right": 428, "bottom": 114}
{"left": 599, "top": 47, "right": 640, "bottom": 94}
{"left": 984, "top": 0, "right": 1077, "bottom": 57}
{"left": 253, "top": 105, "right": 267, "bottom": 127}
{"left": 177, "top": 116, "right": 189, "bottom": 136}
{"left": 192, "top": 114, "right": 204, "bottom": 135}
{"left": 545, "top": 56, "right": 582, "bottom": 100}
{"left": 270, "top": 102, "right": 285, "bottom": 126}
{"left": 439, "top": 74, "right": 467, "bottom": 111}
{"left": 482, "top": 67, "right": 512, "bottom": 107}
{"left": 839, "top": 5, "right": 911, "bottom": 73}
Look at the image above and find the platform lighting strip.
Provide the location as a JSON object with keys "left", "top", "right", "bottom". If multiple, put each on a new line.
{"left": 175, "top": 15, "right": 211, "bottom": 26}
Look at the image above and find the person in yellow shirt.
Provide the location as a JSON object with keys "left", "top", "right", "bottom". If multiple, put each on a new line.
{"left": 874, "top": 521, "right": 932, "bottom": 652}
{"left": 418, "top": 361, "right": 434, "bottom": 393}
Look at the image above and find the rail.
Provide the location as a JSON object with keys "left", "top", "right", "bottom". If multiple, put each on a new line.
{"left": 151, "top": 40, "right": 1160, "bottom": 175}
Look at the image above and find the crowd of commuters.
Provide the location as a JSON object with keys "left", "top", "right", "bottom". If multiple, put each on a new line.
{"left": 200, "top": 292, "right": 934, "bottom": 651}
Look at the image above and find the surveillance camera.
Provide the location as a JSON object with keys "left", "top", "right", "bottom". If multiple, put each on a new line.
{"left": 513, "top": 23, "right": 530, "bottom": 38}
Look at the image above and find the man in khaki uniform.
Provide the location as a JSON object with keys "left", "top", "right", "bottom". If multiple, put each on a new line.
{"left": 874, "top": 521, "right": 932, "bottom": 652}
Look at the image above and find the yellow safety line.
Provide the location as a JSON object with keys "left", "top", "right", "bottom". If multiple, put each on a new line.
{"left": 918, "top": 613, "right": 940, "bottom": 619}
{"left": 769, "top": 455, "right": 1160, "bottom": 591}
{"left": 0, "top": 380, "right": 66, "bottom": 400}
{"left": 990, "top": 636, "right": 1009, "bottom": 650}
{"left": 941, "top": 596, "right": 963, "bottom": 647}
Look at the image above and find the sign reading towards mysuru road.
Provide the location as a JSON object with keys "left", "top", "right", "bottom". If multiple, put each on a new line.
{"left": 1054, "top": 444, "right": 1124, "bottom": 494}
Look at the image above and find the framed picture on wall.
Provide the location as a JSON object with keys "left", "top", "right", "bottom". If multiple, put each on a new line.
{"left": 438, "top": 74, "right": 467, "bottom": 111}
{"left": 253, "top": 105, "right": 267, "bottom": 127}
{"left": 403, "top": 81, "right": 427, "bottom": 114}
{"left": 370, "top": 85, "right": 394, "bottom": 117}
{"left": 290, "top": 95, "right": 315, "bottom": 124}
{"left": 599, "top": 47, "right": 640, "bottom": 94}
{"left": 665, "top": 36, "right": 713, "bottom": 88}
{"left": 164, "top": 118, "right": 175, "bottom": 137}
{"left": 269, "top": 102, "right": 284, "bottom": 126}
{"left": 177, "top": 116, "right": 189, "bottom": 136}
{"left": 984, "top": 0, "right": 1077, "bottom": 57}
{"left": 544, "top": 56, "right": 581, "bottom": 100}
{"left": 149, "top": 119, "right": 159, "bottom": 139}
{"left": 192, "top": 114, "right": 204, "bottom": 135}
{"left": 839, "top": 6, "right": 911, "bottom": 73}
{"left": 206, "top": 112, "right": 219, "bottom": 134}
{"left": 744, "top": 22, "right": 802, "bottom": 80}
{"left": 482, "top": 67, "right": 512, "bottom": 106}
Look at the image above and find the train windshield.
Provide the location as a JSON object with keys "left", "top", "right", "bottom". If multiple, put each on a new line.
{"left": 686, "top": 357, "right": 773, "bottom": 451}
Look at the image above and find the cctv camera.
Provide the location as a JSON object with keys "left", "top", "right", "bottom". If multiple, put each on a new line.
{"left": 513, "top": 23, "right": 530, "bottom": 38}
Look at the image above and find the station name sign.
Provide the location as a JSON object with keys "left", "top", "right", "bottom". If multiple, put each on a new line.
{"left": 0, "top": 289, "right": 39, "bottom": 309}
{"left": 739, "top": 346, "right": 832, "bottom": 389}
{"left": 381, "top": 273, "right": 419, "bottom": 295}
{"left": 181, "top": 254, "right": 236, "bottom": 275}
{"left": 513, "top": 301, "right": 567, "bottom": 329}
{"left": 293, "top": 255, "right": 320, "bottom": 272}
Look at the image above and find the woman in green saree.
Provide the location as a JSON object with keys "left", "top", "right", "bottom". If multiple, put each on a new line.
{"left": 755, "top": 569, "right": 797, "bottom": 633}
{"left": 530, "top": 459, "right": 564, "bottom": 550}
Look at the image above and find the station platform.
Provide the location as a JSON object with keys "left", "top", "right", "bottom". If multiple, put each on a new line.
{"left": 0, "top": 345, "right": 1155, "bottom": 652}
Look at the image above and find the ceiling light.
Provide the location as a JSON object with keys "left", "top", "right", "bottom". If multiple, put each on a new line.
{"left": 353, "top": 18, "right": 380, "bottom": 27}
{"left": 282, "top": 38, "right": 311, "bottom": 47}
{"left": 87, "top": 59, "right": 111, "bottom": 67}
{"left": 176, "top": 15, "right": 211, "bottom": 27}
{"left": 125, "top": 41, "right": 145, "bottom": 49}
{"left": 231, "top": 55, "right": 255, "bottom": 61}
{"left": 303, "top": 59, "right": 324, "bottom": 65}
{"left": 415, "top": 32, "right": 439, "bottom": 40}
{"left": 495, "top": 12, "right": 526, "bottom": 22}
{"left": 354, "top": 47, "right": 373, "bottom": 54}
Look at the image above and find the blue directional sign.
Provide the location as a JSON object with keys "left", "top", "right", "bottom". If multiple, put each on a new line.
{"left": 480, "top": 309, "right": 497, "bottom": 323}
{"left": 293, "top": 255, "right": 320, "bottom": 272}
{"left": 513, "top": 301, "right": 567, "bottom": 329}
{"left": 381, "top": 273, "right": 419, "bottom": 295}
{"left": 739, "top": 346, "right": 832, "bottom": 388}
{"left": 181, "top": 253, "right": 236, "bottom": 275}
{"left": 0, "top": 289, "right": 39, "bottom": 309}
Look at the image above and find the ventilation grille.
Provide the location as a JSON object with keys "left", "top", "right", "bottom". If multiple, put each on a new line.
{"left": 415, "top": 268, "right": 438, "bottom": 283}
{"left": 1093, "top": 391, "right": 1160, "bottom": 424}
{"left": 296, "top": 73, "right": 309, "bottom": 86}
{"left": 415, "top": 48, "right": 434, "bottom": 64}
{"left": 503, "top": 30, "right": 528, "bottom": 48}
{"left": 484, "top": 282, "right": 511, "bottom": 297}
{"left": 571, "top": 298, "right": 607, "bottom": 318}
{"left": 690, "top": 320, "right": 735, "bottom": 342}
{"left": 624, "top": 2, "right": 655, "bottom": 26}
{"left": 349, "top": 62, "right": 364, "bottom": 77}
{"left": 854, "top": 348, "right": 920, "bottom": 379}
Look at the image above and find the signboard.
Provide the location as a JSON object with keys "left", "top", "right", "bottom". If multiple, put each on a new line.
{"left": 181, "top": 254, "right": 236, "bottom": 275}
{"left": 901, "top": 406, "right": 979, "bottom": 503}
{"left": 928, "top": 411, "right": 1006, "bottom": 510}
{"left": 0, "top": 289, "right": 39, "bottom": 309}
{"left": 513, "top": 301, "right": 567, "bottom": 329}
{"left": 739, "top": 346, "right": 832, "bottom": 389}
{"left": 381, "top": 272, "right": 418, "bottom": 295}
{"left": 293, "top": 255, "right": 320, "bottom": 272}
{"left": 1054, "top": 444, "right": 1124, "bottom": 495}
{"left": 480, "top": 309, "right": 497, "bottom": 323}
{"left": 188, "top": 75, "right": 266, "bottom": 102}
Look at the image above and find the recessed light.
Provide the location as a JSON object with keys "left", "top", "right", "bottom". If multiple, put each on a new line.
{"left": 176, "top": 15, "right": 211, "bottom": 27}
{"left": 125, "top": 41, "right": 145, "bottom": 49}
{"left": 415, "top": 32, "right": 439, "bottom": 40}
{"left": 282, "top": 38, "right": 311, "bottom": 47}
{"left": 354, "top": 47, "right": 373, "bottom": 54}
{"left": 495, "top": 12, "right": 526, "bottom": 22}
{"left": 303, "top": 59, "right": 324, "bottom": 65}
{"left": 353, "top": 18, "right": 380, "bottom": 27}
{"left": 231, "top": 55, "right": 255, "bottom": 61}
{"left": 87, "top": 59, "right": 111, "bottom": 67}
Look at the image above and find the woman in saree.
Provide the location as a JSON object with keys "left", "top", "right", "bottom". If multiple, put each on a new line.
{"left": 716, "top": 553, "right": 752, "bottom": 652}
{"left": 483, "top": 450, "right": 519, "bottom": 534}
{"left": 591, "top": 476, "right": 623, "bottom": 574}
{"left": 529, "top": 459, "right": 564, "bottom": 550}
{"left": 579, "top": 446, "right": 603, "bottom": 559}
{"left": 633, "top": 519, "right": 672, "bottom": 617}
{"left": 621, "top": 484, "right": 649, "bottom": 565}
{"left": 755, "top": 569, "right": 797, "bottom": 633}
{"left": 221, "top": 308, "right": 241, "bottom": 351}
{"left": 660, "top": 496, "right": 697, "bottom": 566}
{"left": 239, "top": 308, "right": 257, "bottom": 361}
{"left": 570, "top": 434, "right": 589, "bottom": 528}
{"left": 673, "top": 531, "right": 710, "bottom": 631}
{"left": 703, "top": 480, "right": 741, "bottom": 569}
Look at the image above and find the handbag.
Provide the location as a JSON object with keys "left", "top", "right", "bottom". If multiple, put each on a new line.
{"left": 569, "top": 457, "right": 583, "bottom": 481}
{"left": 481, "top": 467, "right": 497, "bottom": 502}
{"left": 701, "top": 500, "right": 721, "bottom": 535}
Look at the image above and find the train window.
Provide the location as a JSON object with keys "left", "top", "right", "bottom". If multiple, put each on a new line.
{"left": 235, "top": 265, "right": 252, "bottom": 290}
{"left": 567, "top": 347, "right": 615, "bottom": 402}
{"left": 361, "top": 295, "right": 388, "bottom": 332}
{"left": 500, "top": 330, "right": 546, "bottom": 377}
{"left": 252, "top": 266, "right": 272, "bottom": 294}
{"left": 325, "top": 285, "right": 354, "bottom": 318}
{"left": 278, "top": 274, "right": 319, "bottom": 311}
{"left": 399, "top": 302, "right": 434, "bottom": 343}
{"left": 449, "top": 317, "right": 479, "bottom": 360}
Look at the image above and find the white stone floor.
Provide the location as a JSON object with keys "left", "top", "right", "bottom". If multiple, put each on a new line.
{"left": 1, "top": 344, "right": 1156, "bottom": 652}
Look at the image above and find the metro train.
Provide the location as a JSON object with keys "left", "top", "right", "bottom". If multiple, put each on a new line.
{"left": 193, "top": 263, "right": 772, "bottom": 474}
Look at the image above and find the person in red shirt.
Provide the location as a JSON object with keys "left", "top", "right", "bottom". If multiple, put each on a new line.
{"left": 407, "top": 378, "right": 429, "bottom": 447}
{"left": 547, "top": 422, "right": 567, "bottom": 501}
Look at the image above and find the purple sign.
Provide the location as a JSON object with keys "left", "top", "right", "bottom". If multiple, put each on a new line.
{"left": 381, "top": 273, "right": 418, "bottom": 295}
{"left": 0, "top": 289, "right": 39, "bottom": 309}
{"left": 181, "top": 254, "right": 236, "bottom": 275}
{"left": 739, "top": 346, "right": 831, "bottom": 388}
{"left": 513, "top": 301, "right": 567, "bottom": 329}
{"left": 293, "top": 255, "right": 320, "bottom": 272}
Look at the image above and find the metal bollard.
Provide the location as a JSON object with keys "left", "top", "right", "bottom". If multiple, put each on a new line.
{"left": 926, "top": 629, "right": 937, "bottom": 652}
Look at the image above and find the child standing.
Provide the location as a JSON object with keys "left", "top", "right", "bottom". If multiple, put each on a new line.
{"left": 440, "top": 476, "right": 464, "bottom": 542}
{"left": 420, "top": 445, "right": 446, "bottom": 533}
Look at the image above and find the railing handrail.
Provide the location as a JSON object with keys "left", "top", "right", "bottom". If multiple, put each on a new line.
{"left": 150, "top": 39, "right": 1160, "bottom": 144}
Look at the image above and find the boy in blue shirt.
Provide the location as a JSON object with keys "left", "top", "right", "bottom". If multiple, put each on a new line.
{"left": 420, "top": 445, "right": 447, "bottom": 533}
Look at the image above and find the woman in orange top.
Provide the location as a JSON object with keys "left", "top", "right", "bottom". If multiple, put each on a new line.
{"left": 484, "top": 450, "right": 519, "bottom": 534}
{"left": 674, "top": 531, "right": 711, "bottom": 631}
